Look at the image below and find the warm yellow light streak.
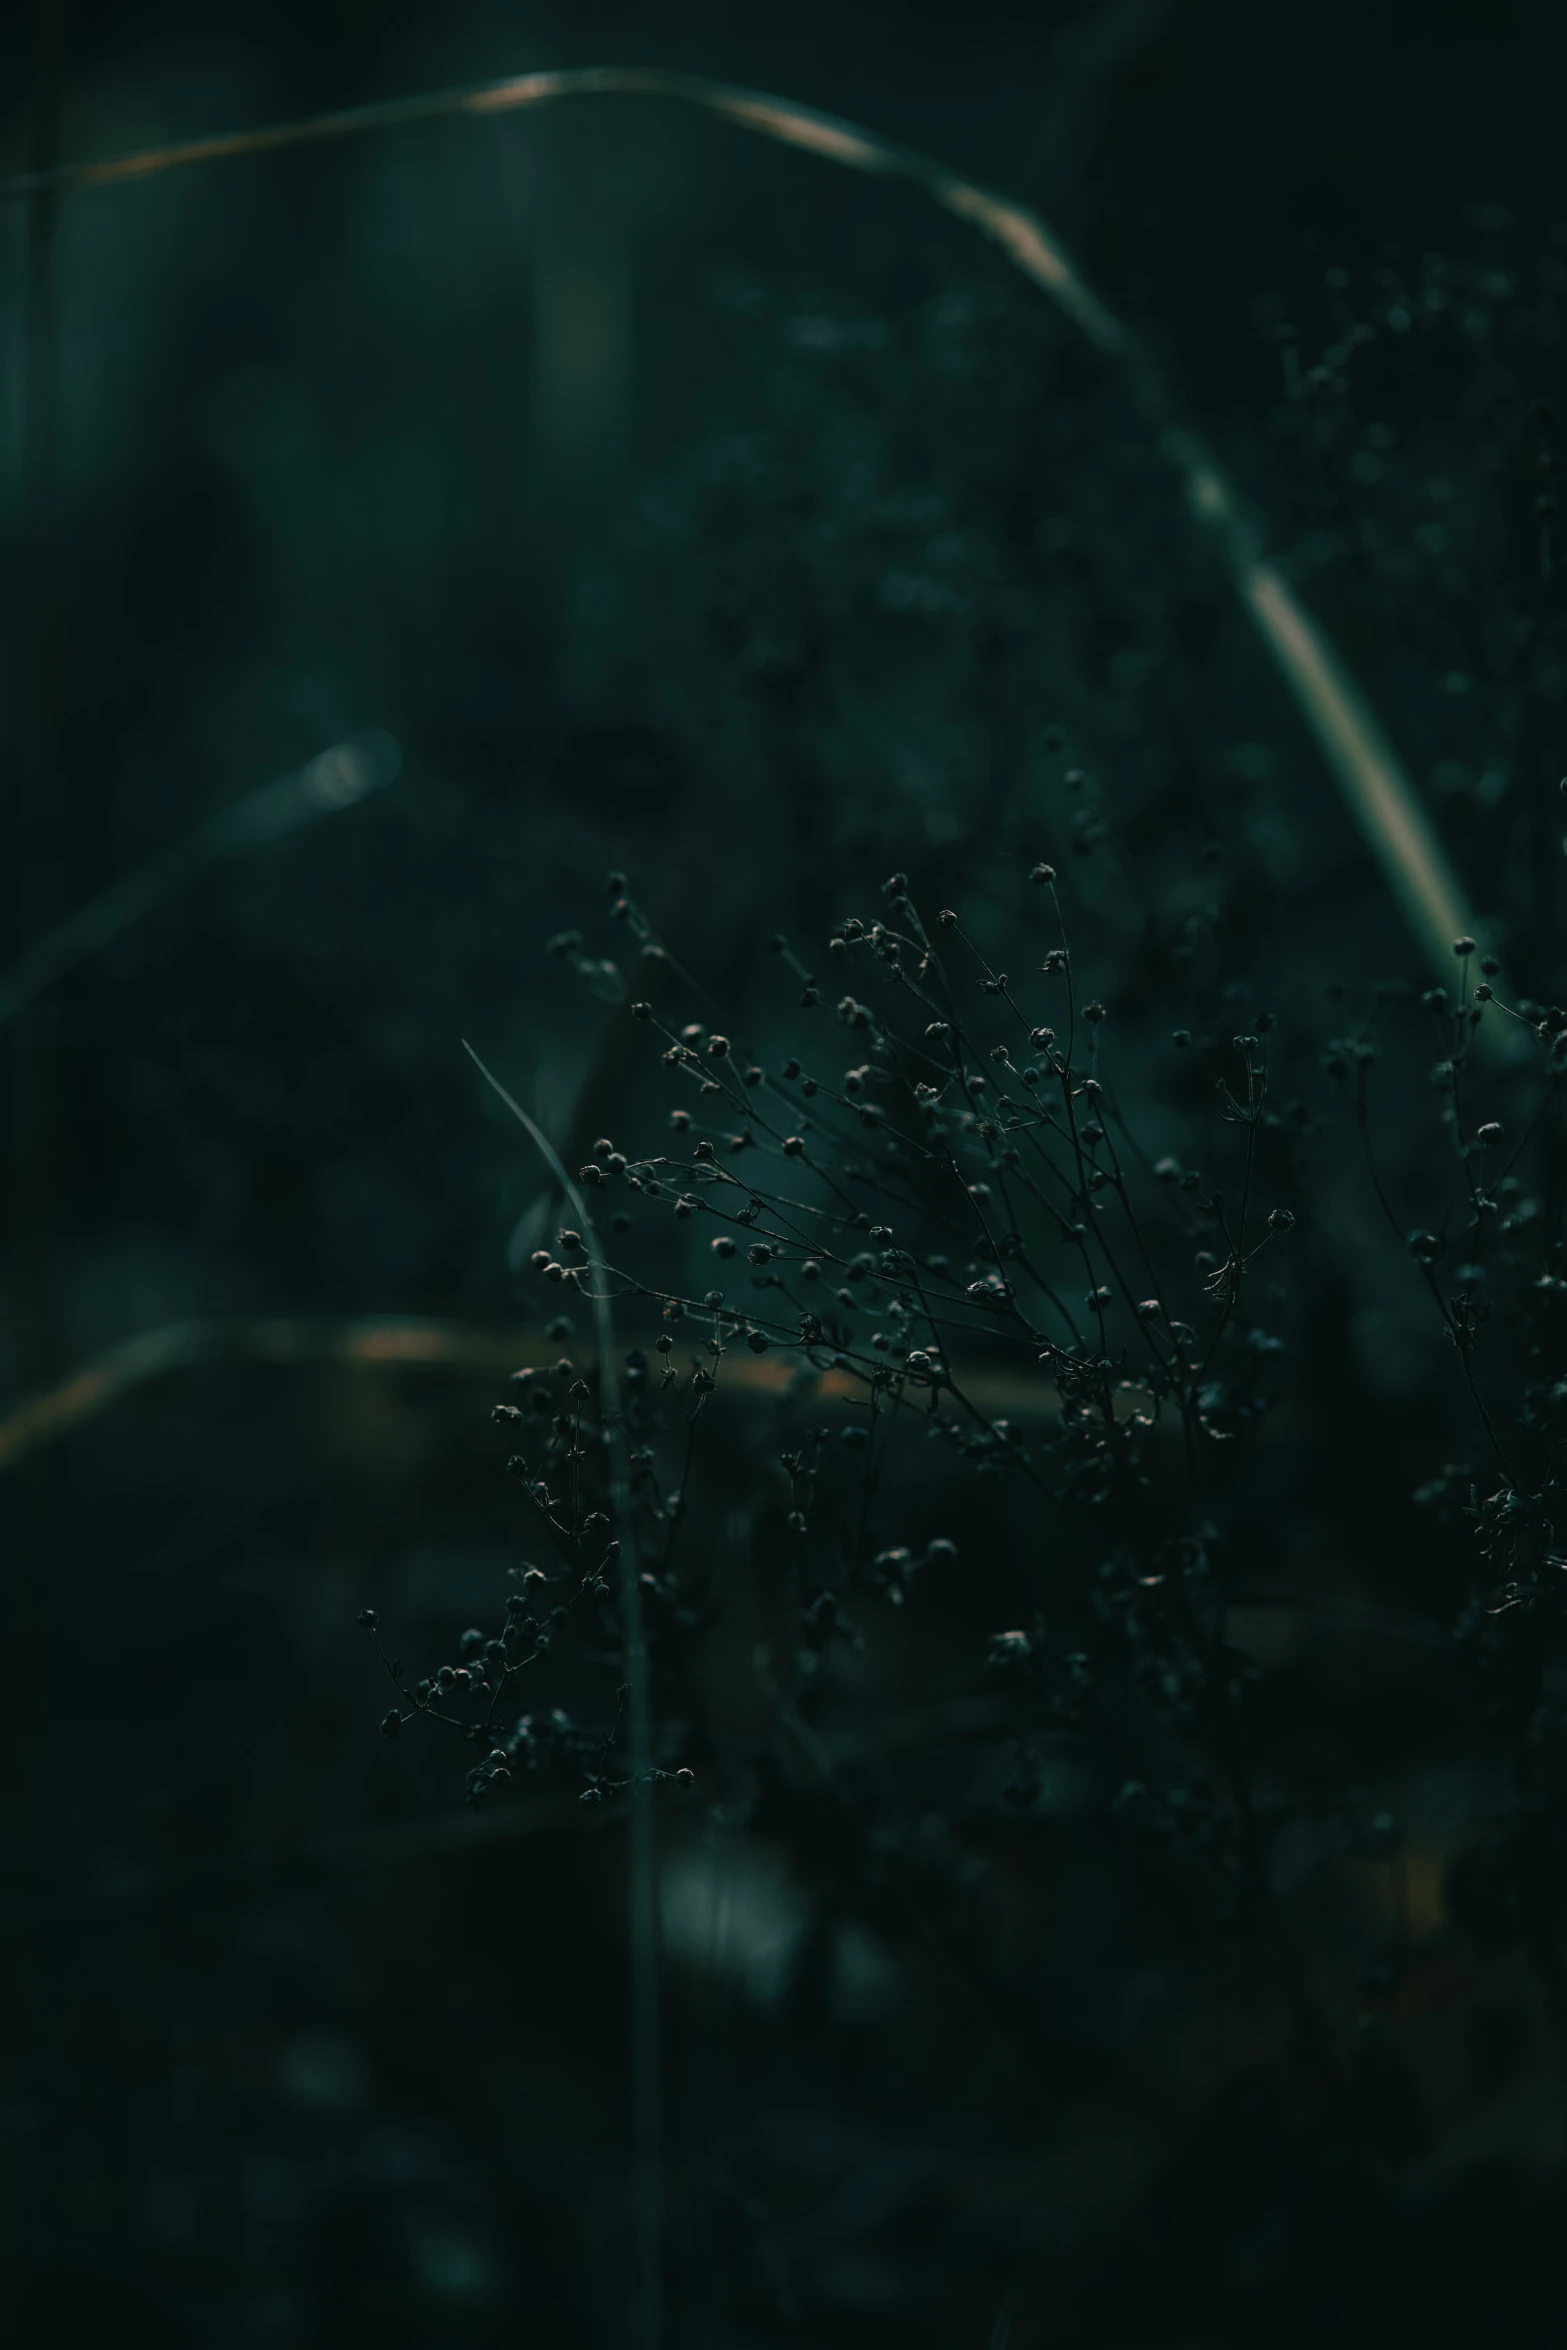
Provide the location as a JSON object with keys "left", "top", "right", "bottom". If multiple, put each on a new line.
{"left": 0, "top": 1314, "right": 1066, "bottom": 1474}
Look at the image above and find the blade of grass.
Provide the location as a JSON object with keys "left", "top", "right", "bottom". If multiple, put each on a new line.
{"left": 461, "top": 1040, "right": 663, "bottom": 2350}
{"left": 0, "top": 64, "right": 1496, "bottom": 998}
{"left": 0, "top": 733, "right": 400, "bottom": 1032}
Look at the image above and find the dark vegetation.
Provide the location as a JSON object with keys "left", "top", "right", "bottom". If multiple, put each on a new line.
{"left": 4, "top": 4, "right": 1567, "bottom": 2344}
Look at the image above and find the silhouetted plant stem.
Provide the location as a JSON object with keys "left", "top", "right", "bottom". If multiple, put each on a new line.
{"left": 463, "top": 1043, "right": 664, "bottom": 2350}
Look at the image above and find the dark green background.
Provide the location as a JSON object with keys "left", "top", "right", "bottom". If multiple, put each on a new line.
{"left": 3, "top": 6, "right": 1565, "bottom": 2344}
